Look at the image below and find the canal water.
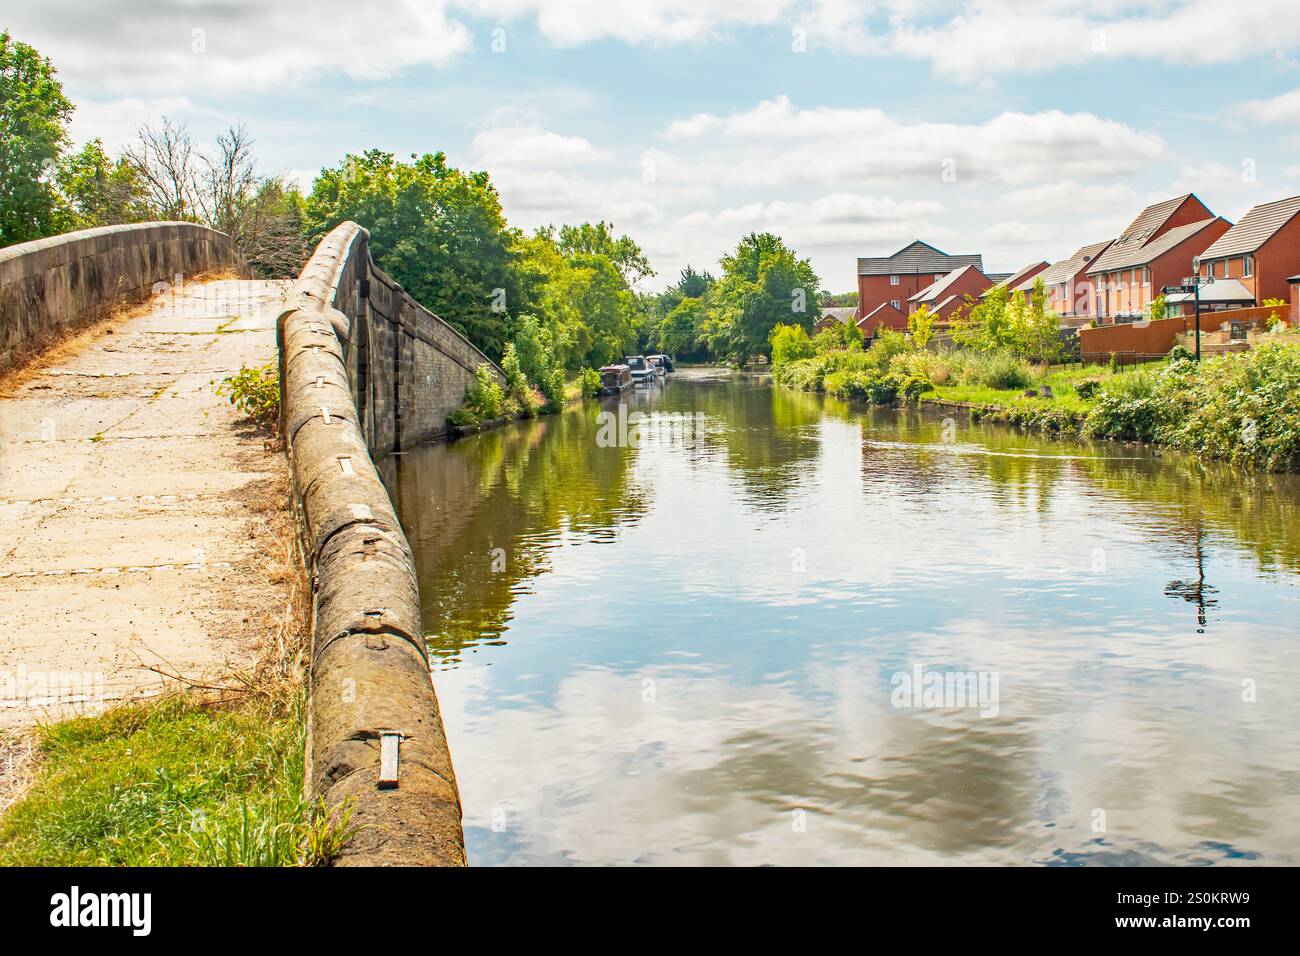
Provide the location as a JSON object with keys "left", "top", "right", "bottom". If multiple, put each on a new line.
{"left": 384, "top": 368, "right": 1300, "bottom": 866}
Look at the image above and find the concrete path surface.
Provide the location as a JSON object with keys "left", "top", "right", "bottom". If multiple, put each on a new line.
{"left": 0, "top": 278, "right": 293, "bottom": 730}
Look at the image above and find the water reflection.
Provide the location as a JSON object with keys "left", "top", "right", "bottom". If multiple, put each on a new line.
{"left": 388, "top": 370, "right": 1300, "bottom": 866}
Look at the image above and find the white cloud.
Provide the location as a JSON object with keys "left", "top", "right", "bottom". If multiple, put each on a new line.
{"left": 10, "top": 0, "right": 1300, "bottom": 97}
{"left": 1171, "top": 160, "right": 1258, "bottom": 194}
{"left": 820, "top": 0, "right": 1300, "bottom": 82}
{"left": 1242, "top": 88, "right": 1300, "bottom": 125}
{"left": 998, "top": 181, "right": 1141, "bottom": 218}
{"left": 983, "top": 220, "right": 1046, "bottom": 245}
{"left": 472, "top": 122, "right": 613, "bottom": 170}
{"left": 659, "top": 96, "right": 1166, "bottom": 187}
{"left": 461, "top": 0, "right": 796, "bottom": 45}
{"left": 5, "top": 2, "right": 473, "bottom": 94}
{"left": 672, "top": 193, "right": 950, "bottom": 255}
{"left": 67, "top": 97, "right": 196, "bottom": 153}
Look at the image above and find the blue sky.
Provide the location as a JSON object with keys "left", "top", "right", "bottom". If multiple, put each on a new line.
{"left": 11, "top": 1, "right": 1300, "bottom": 291}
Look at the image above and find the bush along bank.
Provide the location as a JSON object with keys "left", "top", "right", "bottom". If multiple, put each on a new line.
{"left": 448, "top": 327, "right": 604, "bottom": 436}
{"left": 771, "top": 325, "right": 1300, "bottom": 472}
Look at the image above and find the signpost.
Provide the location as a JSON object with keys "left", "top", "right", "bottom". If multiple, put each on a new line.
{"left": 1162, "top": 260, "right": 1214, "bottom": 361}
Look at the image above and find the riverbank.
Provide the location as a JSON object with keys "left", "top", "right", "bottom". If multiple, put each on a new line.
{"left": 774, "top": 341, "right": 1300, "bottom": 472}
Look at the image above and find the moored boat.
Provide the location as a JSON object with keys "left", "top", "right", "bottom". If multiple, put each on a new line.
{"left": 598, "top": 364, "right": 632, "bottom": 394}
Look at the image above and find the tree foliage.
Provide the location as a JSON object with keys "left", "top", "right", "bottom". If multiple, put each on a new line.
{"left": 951, "top": 278, "right": 1061, "bottom": 363}
{"left": 306, "top": 150, "right": 514, "bottom": 352}
{"left": 700, "top": 232, "right": 820, "bottom": 364}
{"left": 0, "top": 31, "right": 74, "bottom": 244}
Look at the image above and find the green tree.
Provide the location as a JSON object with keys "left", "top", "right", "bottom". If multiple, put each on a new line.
{"left": 703, "top": 232, "right": 820, "bottom": 363}
{"left": 908, "top": 304, "right": 936, "bottom": 348}
{"left": 57, "top": 139, "right": 152, "bottom": 229}
{"left": 556, "top": 221, "right": 653, "bottom": 288}
{"left": 658, "top": 296, "right": 706, "bottom": 356}
{"left": 1147, "top": 293, "right": 1167, "bottom": 323}
{"left": 0, "top": 32, "right": 74, "bottom": 245}
{"left": 306, "top": 149, "right": 514, "bottom": 357}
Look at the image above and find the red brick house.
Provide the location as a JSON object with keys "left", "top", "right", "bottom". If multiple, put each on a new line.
{"left": 855, "top": 241, "right": 983, "bottom": 321}
{"left": 857, "top": 301, "right": 908, "bottom": 335}
{"left": 981, "top": 260, "right": 1050, "bottom": 299}
{"left": 1086, "top": 194, "right": 1230, "bottom": 323}
{"left": 909, "top": 264, "right": 992, "bottom": 325}
{"left": 1188, "top": 195, "right": 1300, "bottom": 307}
{"left": 1021, "top": 239, "right": 1112, "bottom": 324}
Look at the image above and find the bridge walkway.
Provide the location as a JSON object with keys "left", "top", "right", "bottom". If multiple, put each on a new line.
{"left": 0, "top": 278, "right": 293, "bottom": 729}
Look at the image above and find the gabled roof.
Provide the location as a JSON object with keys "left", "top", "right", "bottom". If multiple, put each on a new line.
{"left": 817, "top": 306, "right": 857, "bottom": 325}
{"left": 985, "top": 261, "right": 1049, "bottom": 296}
{"left": 859, "top": 302, "right": 905, "bottom": 321}
{"left": 857, "top": 302, "right": 906, "bottom": 329}
{"left": 1087, "top": 194, "right": 1203, "bottom": 275}
{"left": 1200, "top": 195, "right": 1300, "bottom": 259}
{"left": 1088, "top": 218, "right": 1227, "bottom": 273}
{"left": 910, "top": 264, "right": 985, "bottom": 303}
{"left": 1033, "top": 240, "right": 1113, "bottom": 288}
{"left": 857, "top": 240, "right": 983, "bottom": 276}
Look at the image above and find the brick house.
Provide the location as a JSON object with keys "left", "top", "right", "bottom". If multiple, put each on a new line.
{"left": 1021, "top": 239, "right": 1112, "bottom": 324}
{"left": 1188, "top": 195, "right": 1300, "bottom": 307}
{"left": 855, "top": 241, "right": 983, "bottom": 321}
{"left": 1086, "top": 194, "right": 1230, "bottom": 322}
{"left": 909, "top": 265, "right": 992, "bottom": 325}
{"left": 857, "top": 301, "right": 908, "bottom": 335}
{"left": 981, "top": 260, "right": 1050, "bottom": 299}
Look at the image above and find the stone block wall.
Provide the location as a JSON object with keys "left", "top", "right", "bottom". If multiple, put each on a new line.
{"left": 0, "top": 222, "right": 248, "bottom": 372}
{"left": 278, "top": 222, "right": 502, "bottom": 865}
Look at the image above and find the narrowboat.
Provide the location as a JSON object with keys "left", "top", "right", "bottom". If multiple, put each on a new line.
{"left": 599, "top": 364, "right": 632, "bottom": 394}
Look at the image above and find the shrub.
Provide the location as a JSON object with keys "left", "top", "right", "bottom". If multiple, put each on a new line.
{"left": 960, "top": 350, "right": 1034, "bottom": 390}
{"left": 1168, "top": 342, "right": 1194, "bottom": 363}
{"left": 578, "top": 367, "right": 602, "bottom": 397}
{"left": 772, "top": 356, "right": 827, "bottom": 391}
{"left": 1084, "top": 370, "right": 1161, "bottom": 442}
{"left": 769, "top": 323, "right": 816, "bottom": 368}
{"left": 1074, "top": 377, "right": 1103, "bottom": 400}
{"left": 451, "top": 363, "right": 504, "bottom": 427}
{"left": 218, "top": 363, "right": 280, "bottom": 435}
{"left": 868, "top": 327, "right": 912, "bottom": 368}
{"left": 890, "top": 350, "right": 952, "bottom": 387}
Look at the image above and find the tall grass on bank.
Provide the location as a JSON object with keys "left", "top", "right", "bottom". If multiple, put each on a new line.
{"left": 1086, "top": 344, "right": 1300, "bottom": 471}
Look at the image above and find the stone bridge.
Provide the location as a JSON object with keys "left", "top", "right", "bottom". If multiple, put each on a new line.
{"left": 1, "top": 220, "right": 496, "bottom": 864}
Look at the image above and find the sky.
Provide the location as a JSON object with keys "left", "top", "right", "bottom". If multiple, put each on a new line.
{"left": 10, "top": 0, "right": 1300, "bottom": 293}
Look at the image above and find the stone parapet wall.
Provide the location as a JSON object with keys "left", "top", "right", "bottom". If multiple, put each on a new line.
{"left": 0, "top": 222, "right": 248, "bottom": 372}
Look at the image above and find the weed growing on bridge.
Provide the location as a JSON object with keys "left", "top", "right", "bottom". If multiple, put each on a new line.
{"left": 218, "top": 362, "right": 280, "bottom": 436}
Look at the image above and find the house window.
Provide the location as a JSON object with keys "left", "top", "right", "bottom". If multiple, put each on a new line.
{"left": 890, "top": 275, "right": 900, "bottom": 285}
{"left": 1143, "top": 267, "right": 1150, "bottom": 287}
{"left": 1243, "top": 256, "right": 1253, "bottom": 277}
{"left": 891, "top": 300, "right": 901, "bottom": 310}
